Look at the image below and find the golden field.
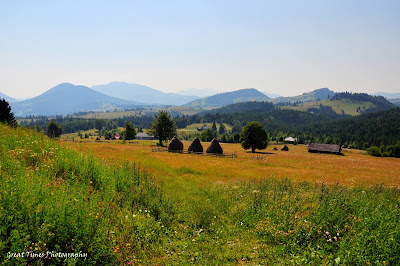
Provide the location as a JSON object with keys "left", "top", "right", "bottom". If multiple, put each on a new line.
{"left": 66, "top": 140, "right": 400, "bottom": 188}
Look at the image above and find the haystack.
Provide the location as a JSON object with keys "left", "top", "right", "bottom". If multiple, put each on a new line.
{"left": 272, "top": 147, "right": 278, "bottom": 151}
{"left": 168, "top": 136, "right": 183, "bottom": 152}
{"left": 281, "top": 145, "right": 289, "bottom": 151}
{"left": 188, "top": 138, "right": 203, "bottom": 153}
{"left": 206, "top": 138, "right": 223, "bottom": 154}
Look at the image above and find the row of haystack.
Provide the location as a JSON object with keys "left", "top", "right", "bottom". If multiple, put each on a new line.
{"left": 168, "top": 137, "right": 223, "bottom": 154}
{"left": 272, "top": 145, "right": 289, "bottom": 151}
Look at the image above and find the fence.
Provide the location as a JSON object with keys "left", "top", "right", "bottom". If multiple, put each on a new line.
{"left": 151, "top": 146, "right": 237, "bottom": 158}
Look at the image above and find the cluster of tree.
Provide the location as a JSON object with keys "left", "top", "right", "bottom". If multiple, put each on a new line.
{"left": 178, "top": 105, "right": 400, "bottom": 156}
{"left": 295, "top": 108, "right": 400, "bottom": 152}
{"left": 307, "top": 105, "right": 348, "bottom": 119}
{"left": 23, "top": 116, "right": 154, "bottom": 135}
{"left": 366, "top": 143, "right": 400, "bottom": 158}
{"left": 198, "top": 101, "right": 275, "bottom": 115}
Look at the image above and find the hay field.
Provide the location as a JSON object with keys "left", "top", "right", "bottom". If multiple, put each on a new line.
{"left": 66, "top": 140, "right": 400, "bottom": 188}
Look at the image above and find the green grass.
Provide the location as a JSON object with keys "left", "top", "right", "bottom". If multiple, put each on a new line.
{"left": 183, "top": 123, "right": 232, "bottom": 132}
{"left": 1, "top": 123, "right": 399, "bottom": 264}
{"left": 281, "top": 99, "right": 376, "bottom": 116}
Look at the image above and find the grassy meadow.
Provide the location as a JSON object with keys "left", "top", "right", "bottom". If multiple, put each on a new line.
{"left": 281, "top": 98, "right": 376, "bottom": 116}
{"left": 1, "top": 124, "right": 400, "bottom": 264}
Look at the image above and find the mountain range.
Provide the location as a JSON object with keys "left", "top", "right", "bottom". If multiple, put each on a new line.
{"left": 373, "top": 92, "right": 400, "bottom": 99}
{"left": 11, "top": 83, "right": 141, "bottom": 116}
{"left": 183, "top": 88, "right": 270, "bottom": 108}
{"left": 91, "top": 82, "right": 199, "bottom": 106}
{"left": 177, "top": 88, "right": 217, "bottom": 98}
{"left": 0, "top": 92, "right": 18, "bottom": 103}
{"left": 3, "top": 81, "right": 399, "bottom": 117}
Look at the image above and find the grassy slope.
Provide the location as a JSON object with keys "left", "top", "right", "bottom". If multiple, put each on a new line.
{"left": 2, "top": 124, "right": 400, "bottom": 264}
{"left": 281, "top": 99, "right": 376, "bottom": 116}
{"left": 182, "top": 123, "right": 232, "bottom": 132}
{"left": 0, "top": 124, "right": 171, "bottom": 265}
{"left": 70, "top": 140, "right": 400, "bottom": 264}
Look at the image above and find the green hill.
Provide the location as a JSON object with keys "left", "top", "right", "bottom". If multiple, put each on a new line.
{"left": 272, "top": 88, "right": 336, "bottom": 104}
{"left": 281, "top": 92, "right": 395, "bottom": 116}
{"left": 183, "top": 88, "right": 270, "bottom": 108}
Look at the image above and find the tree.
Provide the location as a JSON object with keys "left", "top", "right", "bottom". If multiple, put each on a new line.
{"left": 148, "top": 110, "right": 177, "bottom": 146}
{"left": 123, "top": 121, "right": 137, "bottom": 140}
{"left": 240, "top": 121, "right": 268, "bottom": 153}
{"left": 199, "top": 129, "right": 217, "bottom": 142}
{"left": 231, "top": 120, "right": 241, "bottom": 133}
{"left": 218, "top": 122, "right": 225, "bottom": 135}
{"left": 94, "top": 119, "right": 106, "bottom": 136}
{"left": 46, "top": 121, "right": 63, "bottom": 138}
{"left": 0, "top": 99, "right": 17, "bottom": 127}
{"left": 212, "top": 122, "right": 217, "bottom": 131}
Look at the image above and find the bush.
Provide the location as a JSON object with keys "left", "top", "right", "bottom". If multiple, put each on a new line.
{"left": 366, "top": 146, "right": 381, "bottom": 157}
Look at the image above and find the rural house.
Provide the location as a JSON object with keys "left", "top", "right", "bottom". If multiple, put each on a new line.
{"left": 308, "top": 143, "right": 342, "bottom": 155}
{"left": 136, "top": 132, "right": 154, "bottom": 140}
{"left": 197, "top": 124, "right": 209, "bottom": 131}
{"left": 284, "top": 137, "right": 297, "bottom": 144}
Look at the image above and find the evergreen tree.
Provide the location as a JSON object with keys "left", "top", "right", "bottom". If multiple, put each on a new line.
{"left": 212, "top": 122, "right": 217, "bottom": 131}
{"left": 123, "top": 121, "right": 137, "bottom": 140}
{"left": 46, "top": 121, "right": 63, "bottom": 138}
{"left": 0, "top": 99, "right": 17, "bottom": 127}
{"left": 218, "top": 122, "right": 225, "bottom": 135}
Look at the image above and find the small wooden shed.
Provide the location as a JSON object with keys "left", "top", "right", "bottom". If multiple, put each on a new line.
{"left": 308, "top": 143, "right": 342, "bottom": 155}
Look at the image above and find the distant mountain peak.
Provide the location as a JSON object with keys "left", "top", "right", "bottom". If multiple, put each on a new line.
{"left": 273, "top": 88, "right": 336, "bottom": 104}
{"left": 91, "top": 82, "right": 199, "bottom": 106}
{"left": 11, "top": 83, "right": 142, "bottom": 116}
{"left": 184, "top": 88, "right": 270, "bottom": 108}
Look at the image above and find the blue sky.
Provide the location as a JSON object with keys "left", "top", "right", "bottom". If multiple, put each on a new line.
{"left": 1, "top": 0, "right": 399, "bottom": 98}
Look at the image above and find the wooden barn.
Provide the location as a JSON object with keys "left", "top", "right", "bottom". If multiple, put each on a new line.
{"left": 308, "top": 143, "right": 342, "bottom": 155}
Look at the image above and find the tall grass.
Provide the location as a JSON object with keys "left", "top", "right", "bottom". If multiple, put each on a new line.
{"left": 0, "top": 124, "right": 172, "bottom": 265}
{"left": 1, "top": 123, "right": 399, "bottom": 264}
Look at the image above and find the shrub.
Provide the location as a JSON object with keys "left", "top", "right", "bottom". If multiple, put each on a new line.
{"left": 366, "top": 146, "right": 381, "bottom": 157}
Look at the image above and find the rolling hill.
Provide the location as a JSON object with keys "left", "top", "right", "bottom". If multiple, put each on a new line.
{"left": 92, "top": 82, "right": 199, "bottom": 106}
{"left": 0, "top": 92, "right": 18, "bottom": 103}
{"left": 11, "top": 83, "right": 142, "bottom": 116}
{"left": 280, "top": 92, "right": 395, "bottom": 116}
{"left": 183, "top": 88, "right": 270, "bottom": 108}
{"left": 272, "top": 88, "right": 336, "bottom": 104}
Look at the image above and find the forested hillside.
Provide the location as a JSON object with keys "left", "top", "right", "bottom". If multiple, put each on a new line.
{"left": 295, "top": 107, "right": 400, "bottom": 150}
{"left": 198, "top": 101, "right": 275, "bottom": 115}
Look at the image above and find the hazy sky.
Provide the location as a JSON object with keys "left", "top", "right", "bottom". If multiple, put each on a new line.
{"left": 1, "top": 0, "right": 399, "bottom": 98}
